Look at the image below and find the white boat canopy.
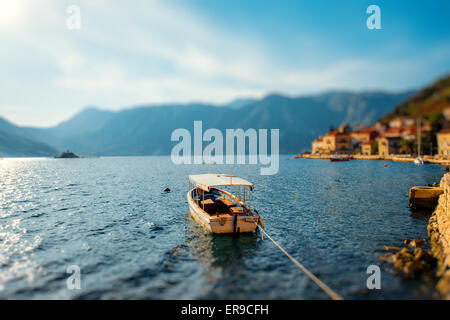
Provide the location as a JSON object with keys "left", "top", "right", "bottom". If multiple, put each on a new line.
{"left": 189, "top": 173, "right": 254, "bottom": 192}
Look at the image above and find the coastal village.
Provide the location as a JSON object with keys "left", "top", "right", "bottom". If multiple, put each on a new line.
{"left": 303, "top": 108, "right": 450, "bottom": 162}
{"left": 298, "top": 77, "right": 450, "bottom": 299}
{"left": 303, "top": 114, "right": 450, "bottom": 299}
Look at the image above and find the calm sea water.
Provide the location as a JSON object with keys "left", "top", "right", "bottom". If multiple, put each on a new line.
{"left": 0, "top": 156, "right": 445, "bottom": 299}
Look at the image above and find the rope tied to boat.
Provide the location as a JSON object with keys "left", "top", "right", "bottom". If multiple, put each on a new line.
{"left": 254, "top": 223, "right": 343, "bottom": 300}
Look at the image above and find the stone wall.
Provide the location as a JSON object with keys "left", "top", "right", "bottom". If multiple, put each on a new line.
{"left": 428, "top": 173, "right": 450, "bottom": 299}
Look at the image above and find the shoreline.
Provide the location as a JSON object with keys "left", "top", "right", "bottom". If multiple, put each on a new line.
{"left": 296, "top": 153, "right": 450, "bottom": 298}
{"left": 294, "top": 154, "right": 450, "bottom": 165}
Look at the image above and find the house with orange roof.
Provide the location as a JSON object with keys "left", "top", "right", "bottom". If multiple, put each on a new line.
{"left": 383, "top": 127, "right": 403, "bottom": 139}
{"left": 320, "top": 125, "right": 352, "bottom": 154}
{"left": 351, "top": 128, "right": 378, "bottom": 144}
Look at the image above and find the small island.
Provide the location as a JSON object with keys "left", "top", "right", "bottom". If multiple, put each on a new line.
{"left": 55, "top": 150, "right": 80, "bottom": 159}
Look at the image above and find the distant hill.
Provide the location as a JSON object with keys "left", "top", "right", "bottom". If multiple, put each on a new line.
{"left": 0, "top": 118, "right": 58, "bottom": 157}
{"left": 48, "top": 107, "right": 115, "bottom": 137}
{"left": 22, "top": 107, "right": 115, "bottom": 151}
{"left": 0, "top": 90, "right": 413, "bottom": 156}
{"left": 48, "top": 91, "right": 412, "bottom": 155}
{"left": 225, "top": 98, "right": 258, "bottom": 109}
{"left": 380, "top": 75, "right": 450, "bottom": 124}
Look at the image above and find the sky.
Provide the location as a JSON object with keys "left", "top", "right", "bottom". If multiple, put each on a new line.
{"left": 0, "top": 0, "right": 449, "bottom": 127}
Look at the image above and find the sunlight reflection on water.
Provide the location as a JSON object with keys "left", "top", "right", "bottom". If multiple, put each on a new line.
{"left": 0, "top": 156, "right": 446, "bottom": 299}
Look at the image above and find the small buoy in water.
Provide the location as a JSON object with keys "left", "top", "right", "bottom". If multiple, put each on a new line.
{"left": 164, "top": 188, "right": 171, "bottom": 192}
{"left": 384, "top": 163, "right": 387, "bottom": 167}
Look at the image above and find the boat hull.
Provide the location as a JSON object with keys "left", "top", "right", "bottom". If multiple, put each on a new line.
{"left": 187, "top": 191, "right": 261, "bottom": 234}
{"left": 330, "top": 157, "right": 350, "bottom": 162}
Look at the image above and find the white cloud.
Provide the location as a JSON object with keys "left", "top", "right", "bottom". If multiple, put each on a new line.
{"left": 0, "top": 2, "right": 27, "bottom": 30}
{"left": 0, "top": 0, "right": 448, "bottom": 126}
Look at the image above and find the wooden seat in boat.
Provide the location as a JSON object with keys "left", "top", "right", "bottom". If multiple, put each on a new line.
{"left": 229, "top": 206, "right": 244, "bottom": 215}
{"left": 200, "top": 199, "right": 215, "bottom": 212}
{"left": 217, "top": 198, "right": 235, "bottom": 208}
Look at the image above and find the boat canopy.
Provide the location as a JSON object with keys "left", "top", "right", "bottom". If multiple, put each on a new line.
{"left": 189, "top": 173, "right": 254, "bottom": 192}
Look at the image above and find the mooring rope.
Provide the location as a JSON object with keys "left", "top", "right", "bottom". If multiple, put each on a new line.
{"left": 255, "top": 224, "right": 343, "bottom": 300}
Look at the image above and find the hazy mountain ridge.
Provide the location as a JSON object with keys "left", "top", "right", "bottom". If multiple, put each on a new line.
{"left": 380, "top": 75, "right": 450, "bottom": 123}
{"left": 0, "top": 90, "right": 414, "bottom": 156}
{"left": 0, "top": 118, "right": 58, "bottom": 157}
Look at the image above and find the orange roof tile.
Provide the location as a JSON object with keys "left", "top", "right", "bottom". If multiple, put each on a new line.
{"left": 325, "top": 130, "right": 339, "bottom": 136}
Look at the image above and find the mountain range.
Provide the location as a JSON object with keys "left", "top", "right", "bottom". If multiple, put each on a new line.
{"left": 380, "top": 75, "right": 450, "bottom": 124}
{"left": 0, "top": 90, "right": 415, "bottom": 157}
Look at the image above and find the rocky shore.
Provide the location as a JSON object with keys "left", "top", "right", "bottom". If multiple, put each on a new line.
{"left": 380, "top": 240, "right": 435, "bottom": 279}
{"left": 381, "top": 173, "right": 450, "bottom": 299}
{"left": 427, "top": 173, "right": 450, "bottom": 299}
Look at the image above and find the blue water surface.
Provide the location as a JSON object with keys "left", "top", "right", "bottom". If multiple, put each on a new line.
{"left": 0, "top": 156, "right": 445, "bottom": 299}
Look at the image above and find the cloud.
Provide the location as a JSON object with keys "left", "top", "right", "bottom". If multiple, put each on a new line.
{"left": 0, "top": 0, "right": 449, "bottom": 126}
{"left": 0, "top": 2, "right": 28, "bottom": 30}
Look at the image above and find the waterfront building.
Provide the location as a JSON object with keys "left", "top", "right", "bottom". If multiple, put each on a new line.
{"left": 383, "top": 127, "right": 403, "bottom": 139}
{"left": 351, "top": 129, "right": 378, "bottom": 144}
{"left": 312, "top": 137, "right": 324, "bottom": 154}
{"left": 361, "top": 141, "right": 374, "bottom": 155}
{"left": 310, "top": 124, "right": 352, "bottom": 155}
{"left": 378, "top": 136, "right": 402, "bottom": 156}
{"left": 437, "top": 129, "right": 450, "bottom": 157}
{"left": 322, "top": 126, "right": 352, "bottom": 154}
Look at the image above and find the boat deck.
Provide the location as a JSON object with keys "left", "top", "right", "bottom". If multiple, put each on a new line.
{"left": 187, "top": 183, "right": 262, "bottom": 234}
{"left": 192, "top": 189, "right": 246, "bottom": 217}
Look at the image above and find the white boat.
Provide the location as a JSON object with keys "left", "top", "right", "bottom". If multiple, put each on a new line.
{"left": 187, "top": 173, "right": 264, "bottom": 234}
{"left": 330, "top": 154, "right": 350, "bottom": 162}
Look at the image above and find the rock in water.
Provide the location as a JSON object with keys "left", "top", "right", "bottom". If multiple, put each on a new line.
{"left": 56, "top": 150, "right": 80, "bottom": 158}
{"left": 384, "top": 245, "right": 399, "bottom": 251}
{"left": 380, "top": 246, "right": 436, "bottom": 278}
{"left": 164, "top": 188, "right": 171, "bottom": 192}
{"left": 404, "top": 238, "right": 426, "bottom": 248}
